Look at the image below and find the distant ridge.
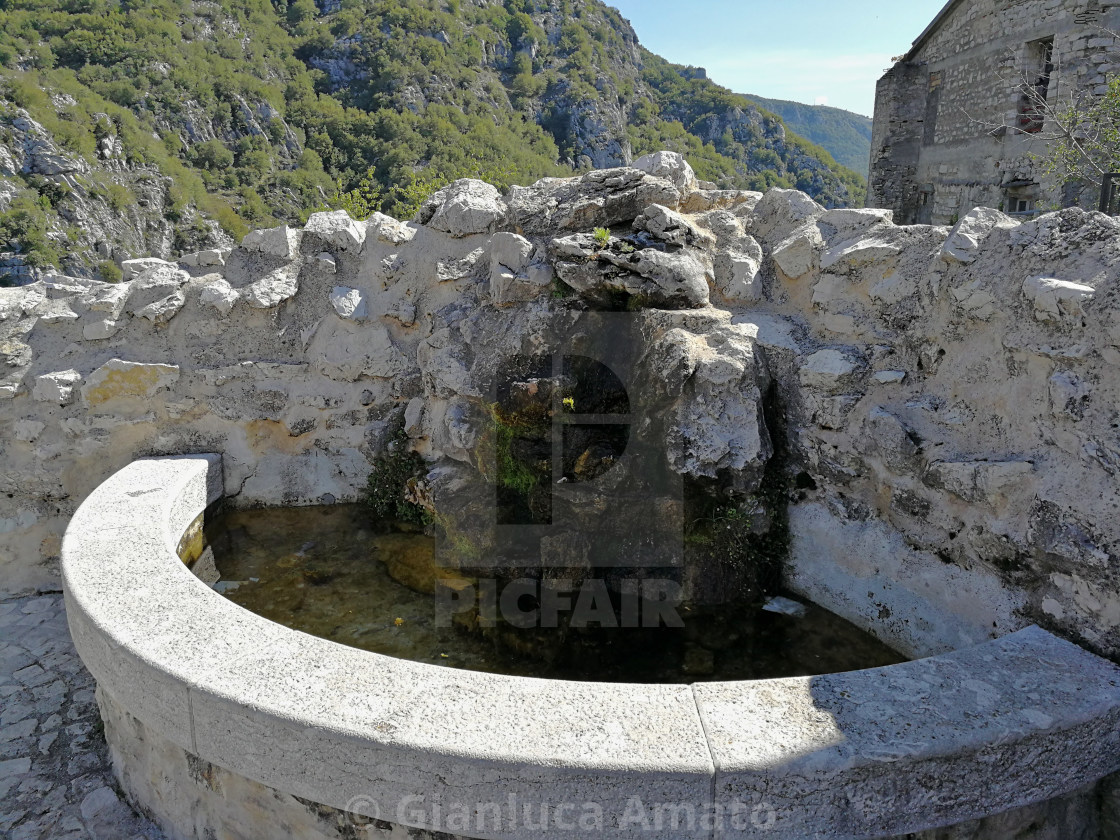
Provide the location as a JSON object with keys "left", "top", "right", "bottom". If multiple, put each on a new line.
{"left": 744, "top": 94, "right": 874, "bottom": 176}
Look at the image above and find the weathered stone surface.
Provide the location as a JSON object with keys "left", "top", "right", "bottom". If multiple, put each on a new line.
{"left": 488, "top": 232, "right": 547, "bottom": 305}
{"left": 923, "top": 459, "right": 1034, "bottom": 506}
{"left": 799, "top": 348, "right": 862, "bottom": 392}
{"left": 820, "top": 235, "right": 903, "bottom": 271}
{"left": 198, "top": 277, "right": 239, "bottom": 315}
{"left": 750, "top": 188, "right": 825, "bottom": 244}
{"left": 872, "top": 369, "right": 907, "bottom": 384}
{"left": 696, "top": 627, "right": 1120, "bottom": 839}
{"left": 714, "top": 244, "right": 763, "bottom": 303}
{"left": 1022, "top": 275, "right": 1095, "bottom": 323}
{"left": 330, "top": 286, "right": 368, "bottom": 321}
{"left": 311, "top": 321, "right": 405, "bottom": 382}
{"left": 941, "top": 207, "right": 1018, "bottom": 264}
{"left": 136, "top": 289, "right": 186, "bottom": 323}
{"left": 82, "top": 317, "right": 121, "bottom": 340}
{"left": 127, "top": 264, "right": 189, "bottom": 323}
{"left": 950, "top": 280, "right": 999, "bottom": 320}
{"left": 304, "top": 210, "right": 366, "bottom": 252}
{"left": 14, "top": 418, "right": 45, "bottom": 441}
{"left": 179, "top": 249, "right": 227, "bottom": 268}
{"left": 506, "top": 167, "right": 681, "bottom": 235}
{"left": 80, "top": 359, "right": 180, "bottom": 407}
{"left": 312, "top": 251, "right": 336, "bottom": 273}
{"left": 417, "top": 328, "right": 477, "bottom": 397}
{"left": 32, "top": 369, "right": 81, "bottom": 404}
{"left": 121, "top": 258, "right": 174, "bottom": 281}
{"left": 490, "top": 231, "right": 534, "bottom": 273}
{"left": 365, "top": 211, "right": 417, "bottom": 246}
{"left": 631, "top": 150, "right": 699, "bottom": 193}
{"left": 243, "top": 263, "right": 300, "bottom": 308}
{"left": 86, "top": 281, "right": 131, "bottom": 318}
{"left": 820, "top": 206, "right": 895, "bottom": 235}
{"left": 656, "top": 325, "right": 772, "bottom": 479}
{"left": 633, "top": 203, "right": 705, "bottom": 246}
{"left": 417, "top": 179, "right": 504, "bottom": 237}
{"left": 865, "top": 407, "right": 922, "bottom": 474}
{"left": 681, "top": 189, "right": 762, "bottom": 215}
{"left": 241, "top": 224, "right": 300, "bottom": 259}
{"left": 773, "top": 222, "right": 824, "bottom": 279}
{"left": 551, "top": 233, "right": 711, "bottom": 309}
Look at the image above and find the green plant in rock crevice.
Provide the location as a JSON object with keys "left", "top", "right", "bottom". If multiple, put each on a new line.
{"left": 487, "top": 402, "right": 545, "bottom": 497}
{"left": 364, "top": 427, "right": 431, "bottom": 527}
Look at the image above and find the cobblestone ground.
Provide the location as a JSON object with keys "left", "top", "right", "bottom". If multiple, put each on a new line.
{"left": 1, "top": 595, "right": 165, "bottom": 840}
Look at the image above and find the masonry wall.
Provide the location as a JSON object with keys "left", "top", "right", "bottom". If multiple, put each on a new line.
{"left": 5, "top": 161, "right": 1120, "bottom": 668}
{"left": 868, "top": 0, "right": 1120, "bottom": 224}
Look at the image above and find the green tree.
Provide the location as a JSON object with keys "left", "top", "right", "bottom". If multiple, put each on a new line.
{"left": 190, "top": 138, "right": 234, "bottom": 171}
{"left": 1036, "top": 77, "right": 1120, "bottom": 205}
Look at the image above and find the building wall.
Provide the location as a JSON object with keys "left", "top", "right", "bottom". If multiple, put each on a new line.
{"left": 869, "top": 0, "right": 1120, "bottom": 224}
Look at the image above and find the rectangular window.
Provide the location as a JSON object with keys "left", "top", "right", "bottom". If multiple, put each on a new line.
{"left": 1017, "top": 38, "right": 1054, "bottom": 133}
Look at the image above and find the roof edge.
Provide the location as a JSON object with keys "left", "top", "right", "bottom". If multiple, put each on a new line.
{"left": 904, "top": 0, "right": 967, "bottom": 62}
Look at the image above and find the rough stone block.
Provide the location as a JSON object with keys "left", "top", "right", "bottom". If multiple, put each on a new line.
{"left": 198, "top": 278, "right": 239, "bottom": 315}
{"left": 419, "top": 179, "right": 505, "bottom": 238}
{"left": 241, "top": 224, "right": 299, "bottom": 259}
{"left": 32, "top": 370, "right": 81, "bottom": 404}
{"left": 304, "top": 211, "right": 366, "bottom": 252}
{"left": 772, "top": 224, "right": 823, "bottom": 280}
{"left": 798, "top": 349, "right": 862, "bottom": 392}
{"left": 1022, "top": 275, "right": 1095, "bottom": 323}
{"left": 330, "top": 286, "right": 368, "bottom": 321}
{"left": 243, "top": 263, "right": 300, "bottom": 309}
{"left": 631, "top": 150, "right": 699, "bottom": 193}
{"left": 120, "top": 258, "right": 174, "bottom": 281}
{"left": 80, "top": 359, "right": 180, "bottom": 408}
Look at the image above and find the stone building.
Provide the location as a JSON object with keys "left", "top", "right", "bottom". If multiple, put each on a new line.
{"left": 867, "top": 0, "right": 1120, "bottom": 225}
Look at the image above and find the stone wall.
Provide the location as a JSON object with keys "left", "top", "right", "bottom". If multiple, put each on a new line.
{"left": 869, "top": 0, "right": 1120, "bottom": 224}
{"left": 4, "top": 154, "right": 1120, "bottom": 667}
{"left": 869, "top": 62, "right": 926, "bottom": 225}
{"left": 97, "top": 682, "right": 1115, "bottom": 840}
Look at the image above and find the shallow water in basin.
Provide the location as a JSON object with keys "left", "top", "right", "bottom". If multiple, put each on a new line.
{"left": 198, "top": 505, "right": 906, "bottom": 683}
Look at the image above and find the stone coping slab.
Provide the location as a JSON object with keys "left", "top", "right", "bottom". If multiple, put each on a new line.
{"left": 61, "top": 456, "right": 1120, "bottom": 840}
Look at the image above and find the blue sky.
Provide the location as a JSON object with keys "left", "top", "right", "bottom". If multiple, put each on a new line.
{"left": 606, "top": 0, "right": 949, "bottom": 116}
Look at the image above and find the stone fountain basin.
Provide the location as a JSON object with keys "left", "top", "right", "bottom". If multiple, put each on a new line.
{"left": 61, "top": 455, "right": 1120, "bottom": 840}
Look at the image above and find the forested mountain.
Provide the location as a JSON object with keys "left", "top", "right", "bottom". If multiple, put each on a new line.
{"left": 0, "top": 0, "right": 866, "bottom": 281}
{"left": 744, "top": 92, "right": 873, "bottom": 176}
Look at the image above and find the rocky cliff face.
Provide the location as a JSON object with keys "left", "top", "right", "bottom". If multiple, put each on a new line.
{"left": 2, "top": 152, "right": 1118, "bottom": 664}
{"left": 0, "top": 0, "right": 863, "bottom": 284}
{"left": 0, "top": 104, "right": 231, "bottom": 283}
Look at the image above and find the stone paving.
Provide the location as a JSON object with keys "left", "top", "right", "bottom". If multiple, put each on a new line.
{"left": 0, "top": 594, "right": 164, "bottom": 840}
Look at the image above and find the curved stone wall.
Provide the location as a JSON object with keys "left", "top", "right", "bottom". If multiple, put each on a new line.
{"left": 62, "top": 455, "right": 1120, "bottom": 839}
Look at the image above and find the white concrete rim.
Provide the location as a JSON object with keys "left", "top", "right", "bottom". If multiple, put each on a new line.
{"left": 61, "top": 455, "right": 1120, "bottom": 840}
